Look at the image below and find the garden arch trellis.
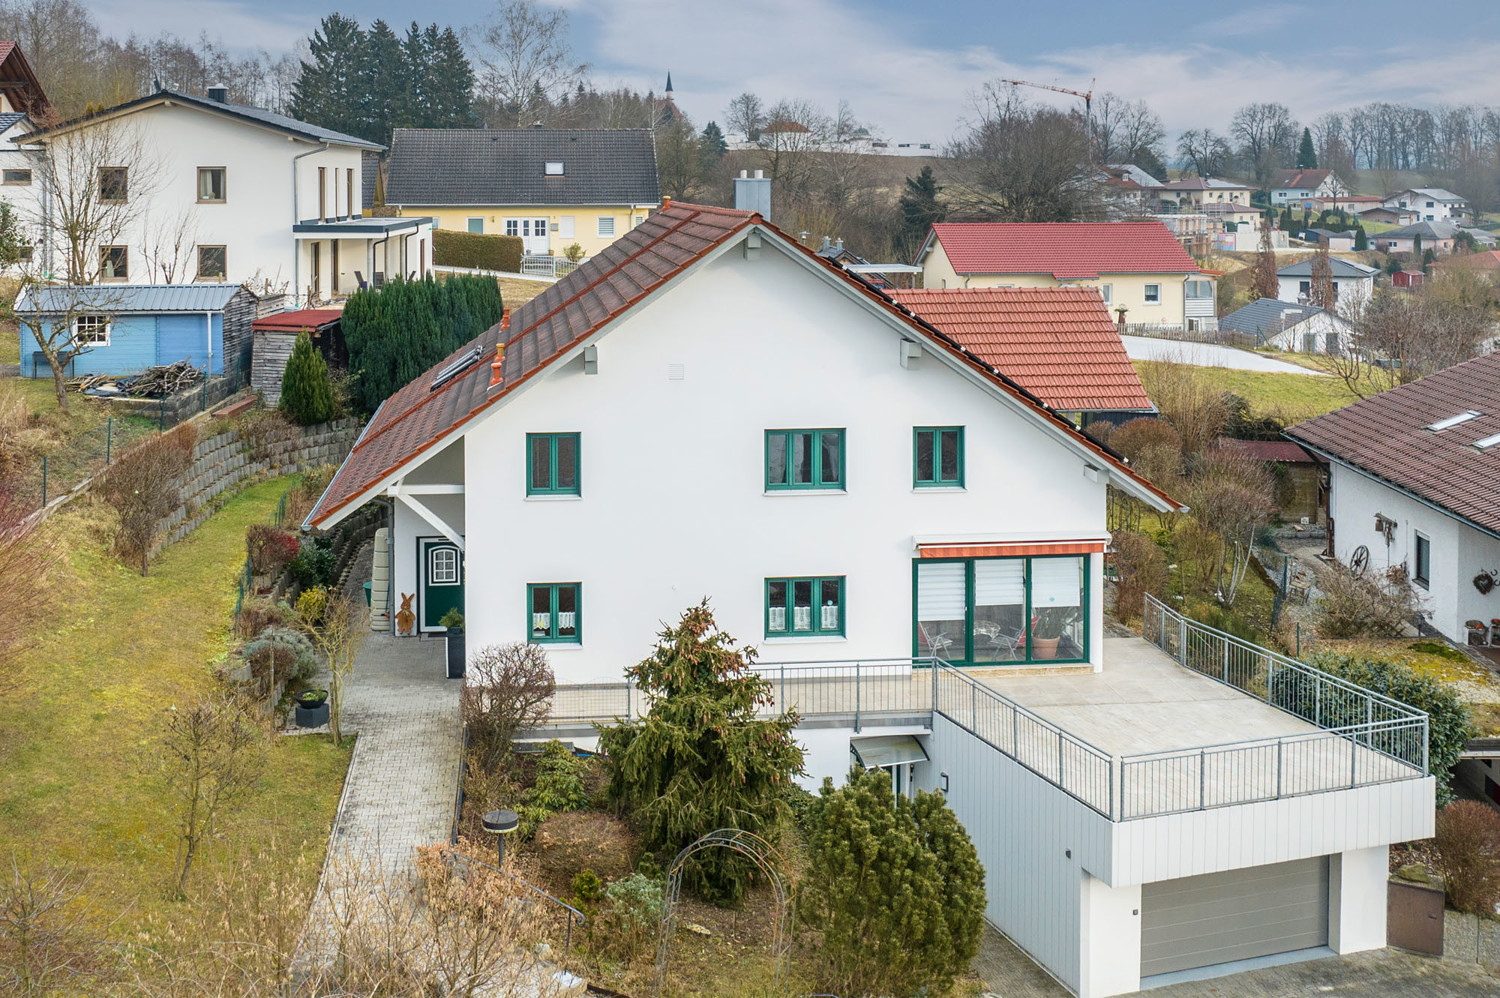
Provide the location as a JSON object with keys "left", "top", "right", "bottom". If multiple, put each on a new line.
{"left": 653, "top": 828, "right": 796, "bottom": 997}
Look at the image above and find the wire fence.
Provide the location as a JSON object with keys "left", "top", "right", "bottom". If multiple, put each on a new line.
{"left": 15, "top": 413, "right": 157, "bottom": 511}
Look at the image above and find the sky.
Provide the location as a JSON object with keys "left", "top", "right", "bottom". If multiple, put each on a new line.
{"left": 85, "top": 0, "right": 1500, "bottom": 146}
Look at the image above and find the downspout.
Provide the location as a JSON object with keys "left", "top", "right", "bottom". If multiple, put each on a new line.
{"left": 371, "top": 234, "right": 389, "bottom": 284}
{"left": 291, "top": 142, "right": 330, "bottom": 305}
{"left": 204, "top": 310, "right": 213, "bottom": 377}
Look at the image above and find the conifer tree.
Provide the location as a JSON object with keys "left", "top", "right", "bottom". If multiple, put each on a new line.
{"left": 361, "top": 20, "right": 404, "bottom": 143}
{"left": 898, "top": 165, "right": 946, "bottom": 259}
{"left": 1354, "top": 226, "right": 1368, "bottom": 251}
{"left": 289, "top": 15, "right": 367, "bottom": 139}
{"left": 1251, "top": 218, "right": 1280, "bottom": 301}
{"left": 279, "top": 330, "right": 337, "bottom": 426}
{"left": 429, "top": 27, "right": 478, "bottom": 127}
{"left": 1296, "top": 127, "right": 1317, "bottom": 169}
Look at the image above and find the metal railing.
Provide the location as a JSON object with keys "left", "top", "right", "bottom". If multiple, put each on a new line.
{"left": 519, "top": 255, "right": 581, "bottom": 279}
{"left": 451, "top": 852, "right": 585, "bottom": 953}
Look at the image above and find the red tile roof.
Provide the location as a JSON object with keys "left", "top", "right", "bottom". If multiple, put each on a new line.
{"left": 1273, "top": 169, "right": 1332, "bottom": 189}
{"left": 308, "top": 203, "right": 1183, "bottom": 527}
{"left": 889, "top": 288, "right": 1152, "bottom": 412}
{"left": 1438, "top": 250, "right": 1500, "bottom": 271}
{"left": 927, "top": 222, "right": 1198, "bottom": 279}
{"left": 253, "top": 308, "right": 343, "bottom": 332}
{"left": 1220, "top": 439, "right": 1316, "bottom": 463}
{"left": 1285, "top": 352, "right": 1500, "bottom": 534}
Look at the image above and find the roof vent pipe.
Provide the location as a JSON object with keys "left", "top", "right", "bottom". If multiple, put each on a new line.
{"left": 207, "top": 85, "right": 228, "bottom": 103}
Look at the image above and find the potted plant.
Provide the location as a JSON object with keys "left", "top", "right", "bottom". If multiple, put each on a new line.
{"left": 440, "top": 608, "right": 466, "bottom": 679}
{"left": 295, "top": 688, "right": 329, "bottom": 728}
{"left": 1030, "top": 607, "right": 1080, "bottom": 660}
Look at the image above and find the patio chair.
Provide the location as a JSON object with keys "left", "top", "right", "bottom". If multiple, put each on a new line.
{"left": 355, "top": 270, "right": 368, "bottom": 290}
{"left": 918, "top": 623, "right": 954, "bottom": 658}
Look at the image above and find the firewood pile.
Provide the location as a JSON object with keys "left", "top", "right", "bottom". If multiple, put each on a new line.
{"left": 70, "top": 361, "right": 204, "bottom": 398}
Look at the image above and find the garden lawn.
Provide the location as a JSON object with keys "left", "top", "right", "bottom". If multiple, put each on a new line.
{"left": 1132, "top": 360, "right": 1361, "bottom": 425}
{"left": 0, "top": 475, "right": 351, "bottom": 929}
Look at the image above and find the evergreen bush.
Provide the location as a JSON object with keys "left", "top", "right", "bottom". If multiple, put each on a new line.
{"left": 278, "top": 331, "right": 337, "bottom": 426}
{"left": 432, "top": 230, "right": 523, "bottom": 272}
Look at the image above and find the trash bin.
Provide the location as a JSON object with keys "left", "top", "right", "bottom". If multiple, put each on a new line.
{"left": 363, "top": 581, "right": 371, "bottom": 607}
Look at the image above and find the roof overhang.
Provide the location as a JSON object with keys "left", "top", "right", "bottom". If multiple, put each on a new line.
{"left": 293, "top": 217, "right": 433, "bottom": 237}
{"left": 851, "top": 735, "right": 928, "bottom": 769}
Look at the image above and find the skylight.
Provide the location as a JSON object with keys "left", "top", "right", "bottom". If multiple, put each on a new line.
{"left": 1475, "top": 432, "right": 1500, "bottom": 450}
{"left": 1428, "top": 410, "right": 1482, "bottom": 431}
{"left": 544, "top": 161, "right": 564, "bottom": 176}
{"left": 430, "top": 345, "right": 484, "bottom": 391}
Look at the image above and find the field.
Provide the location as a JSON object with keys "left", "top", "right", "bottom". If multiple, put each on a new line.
{"left": 0, "top": 476, "right": 350, "bottom": 931}
{"left": 1132, "top": 359, "right": 1361, "bottom": 425}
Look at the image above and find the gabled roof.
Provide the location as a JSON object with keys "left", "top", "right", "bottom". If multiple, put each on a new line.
{"left": 1391, "top": 188, "right": 1466, "bottom": 204}
{"left": 20, "top": 89, "right": 382, "bottom": 150}
{"left": 889, "top": 288, "right": 1152, "bottom": 412}
{"left": 0, "top": 42, "right": 49, "bottom": 117}
{"left": 15, "top": 283, "right": 246, "bottom": 313}
{"left": 1218, "top": 298, "right": 1334, "bottom": 339}
{"left": 1160, "top": 177, "right": 1254, "bottom": 191}
{"left": 1104, "top": 164, "right": 1163, "bottom": 189}
{"left": 383, "top": 128, "right": 660, "bottom": 207}
{"left": 1220, "top": 438, "right": 1316, "bottom": 464}
{"left": 1276, "top": 257, "right": 1378, "bottom": 278}
{"left": 924, "top": 222, "right": 1199, "bottom": 279}
{"left": 308, "top": 203, "right": 1182, "bottom": 528}
{"left": 1438, "top": 250, "right": 1500, "bottom": 271}
{"left": 1372, "top": 221, "right": 1459, "bottom": 240}
{"left": 0, "top": 111, "right": 26, "bottom": 134}
{"left": 1286, "top": 351, "right": 1500, "bottom": 536}
{"left": 1272, "top": 169, "right": 1333, "bottom": 189}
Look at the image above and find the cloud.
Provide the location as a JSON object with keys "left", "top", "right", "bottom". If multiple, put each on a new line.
{"left": 87, "top": 0, "right": 313, "bottom": 52}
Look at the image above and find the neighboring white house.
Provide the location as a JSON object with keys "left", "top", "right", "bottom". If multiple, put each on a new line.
{"left": 308, "top": 201, "right": 1434, "bottom": 998}
{"left": 1381, "top": 188, "right": 1472, "bottom": 224}
{"left": 1218, "top": 297, "right": 1353, "bottom": 354}
{"left": 1275, "top": 256, "right": 1378, "bottom": 307}
{"left": 14, "top": 86, "right": 433, "bottom": 304}
{"left": 1270, "top": 169, "right": 1351, "bottom": 208}
{"left": 1287, "top": 351, "right": 1500, "bottom": 646}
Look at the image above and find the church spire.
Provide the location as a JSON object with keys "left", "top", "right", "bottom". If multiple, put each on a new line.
{"left": 664, "top": 71, "right": 674, "bottom": 96}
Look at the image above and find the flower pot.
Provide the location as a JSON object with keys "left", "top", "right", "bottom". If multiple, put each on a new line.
{"left": 1031, "top": 636, "right": 1062, "bottom": 660}
{"left": 295, "top": 701, "right": 329, "bottom": 728}
{"left": 445, "top": 627, "right": 465, "bottom": 679}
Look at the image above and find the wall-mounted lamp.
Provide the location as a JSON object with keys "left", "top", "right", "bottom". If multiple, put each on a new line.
{"left": 939, "top": 772, "right": 950, "bottom": 793}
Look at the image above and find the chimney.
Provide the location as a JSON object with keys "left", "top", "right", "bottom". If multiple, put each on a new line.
{"left": 819, "top": 236, "right": 831, "bottom": 251}
{"left": 835, "top": 238, "right": 844, "bottom": 252}
{"left": 734, "top": 168, "right": 772, "bottom": 220}
{"left": 207, "top": 85, "right": 228, "bottom": 103}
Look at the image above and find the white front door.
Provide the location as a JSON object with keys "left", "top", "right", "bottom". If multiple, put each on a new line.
{"left": 507, "top": 217, "right": 551, "bottom": 256}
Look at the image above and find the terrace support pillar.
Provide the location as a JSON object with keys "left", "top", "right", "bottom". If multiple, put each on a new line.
{"left": 1079, "top": 870, "right": 1140, "bottom": 998}
{"left": 1329, "top": 846, "right": 1388, "bottom": 954}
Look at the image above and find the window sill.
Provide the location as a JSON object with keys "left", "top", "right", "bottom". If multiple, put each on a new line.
{"left": 913, "top": 486, "right": 966, "bottom": 493}
{"left": 529, "top": 640, "right": 583, "bottom": 648}
{"left": 525, "top": 494, "right": 583, "bottom": 502}
{"left": 197, "top": 199, "right": 226, "bottom": 205}
{"left": 763, "top": 489, "right": 847, "bottom": 497}
{"left": 762, "top": 634, "right": 847, "bottom": 643}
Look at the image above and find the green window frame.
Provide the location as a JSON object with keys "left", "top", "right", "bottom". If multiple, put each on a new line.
{"left": 765, "top": 429, "right": 844, "bottom": 490}
{"left": 911, "top": 555, "right": 1089, "bottom": 665}
{"left": 914, "top": 426, "right": 964, "bottom": 487}
{"left": 765, "top": 576, "right": 845, "bottom": 637}
{"left": 527, "top": 583, "right": 581, "bottom": 643}
{"left": 526, "top": 432, "right": 580, "bottom": 495}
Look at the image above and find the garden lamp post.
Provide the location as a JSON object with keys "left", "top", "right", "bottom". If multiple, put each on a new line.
{"left": 482, "top": 809, "right": 519, "bottom": 866}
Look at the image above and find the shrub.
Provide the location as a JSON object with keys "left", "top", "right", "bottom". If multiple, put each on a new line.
{"left": 296, "top": 585, "right": 329, "bottom": 627}
{"left": 517, "top": 740, "right": 591, "bottom": 837}
{"left": 803, "top": 768, "right": 985, "bottom": 998}
{"left": 1134, "top": 363, "right": 1228, "bottom": 455}
{"left": 1314, "top": 566, "right": 1421, "bottom": 638}
{"left": 562, "top": 242, "right": 585, "bottom": 263}
{"left": 531, "top": 810, "right": 636, "bottom": 885}
{"left": 97, "top": 422, "right": 197, "bottom": 574}
{"left": 235, "top": 597, "right": 296, "bottom": 639}
{"left": 241, "top": 626, "right": 318, "bottom": 696}
{"left": 246, "top": 524, "right": 300, "bottom": 577}
{"left": 438, "top": 607, "right": 465, "bottom": 629}
{"left": 1281, "top": 651, "right": 1474, "bottom": 804}
{"left": 278, "top": 330, "right": 337, "bottom": 426}
{"left": 432, "top": 229, "right": 523, "bottom": 272}
{"left": 287, "top": 538, "right": 337, "bottom": 589}
{"left": 1435, "top": 800, "right": 1500, "bottom": 915}
{"left": 1110, "top": 530, "right": 1167, "bottom": 623}
{"left": 593, "top": 872, "right": 664, "bottom": 960}
{"left": 1109, "top": 417, "right": 1184, "bottom": 493}
{"left": 460, "top": 643, "right": 555, "bottom": 768}
{"left": 598, "top": 601, "right": 804, "bottom": 905}
{"left": 570, "top": 869, "right": 604, "bottom": 917}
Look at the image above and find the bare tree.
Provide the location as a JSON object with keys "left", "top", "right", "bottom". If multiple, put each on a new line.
{"left": 1176, "top": 128, "right": 1232, "bottom": 178}
{"left": 0, "top": 856, "right": 113, "bottom": 995}
{"left": 1230, "top": 102, "right": 1298, "bottom": 187}
{"left": 304, "top": 588, "right": 368, "bottom": 746}
{"left": 1092, "top": 92, "right": 1165, "bottom": 168}
{"left": 470, "top": 0, "right": 586, "bottom": 127}
{"left": 1189, "top": 447, "right": 1276, "bottom": 606}
{"left": 1328, "top": 283, "right": 1491, "bottom": 398}
{"left": 1308, "top": 242, "right": 1337, "bottom": 310}
{"left": 1250, "top": 218, "right": 1280, "bottom": 301}
{"left": 97, "top": 423, "right": 197, "bottom": 574}
{"left": 724, "top": 91, "right": 764, "bottom": 141}
{"left": 140, "top": 205, "right": 199, "bottom": 283}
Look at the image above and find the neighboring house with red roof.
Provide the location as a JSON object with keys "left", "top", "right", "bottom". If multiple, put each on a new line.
{"left": 1269, "top": 169, "right": 1350, "bottom": 209}
{"left": 1286, "top": 351, "right": 1500, "bottom": 645}
{"left": 889, "top": 287, "right": 1155, "bottom": 422}
{"left": 915, "top": 221, "right": 1215, "bottom": 331}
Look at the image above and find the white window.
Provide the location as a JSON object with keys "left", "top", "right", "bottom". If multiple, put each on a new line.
{"left": 467, "top": 217, "right": 484, "bottom": 234}
{"left": 544, "top": 161, "right": 564, "bottom": 176}
{"left": 428, "top": 547, "right": 459, "bottom": 585}
{"left": 597, "top": 216, "right": 616, "bottom": 238}
{"left": 1144, "top": 283, "right": 1161, "bottom": 304}
{"left": 1185, "top": 279, "right": 1212, "bottom": 299}
{"left": 72, "top": 315, "right": 110, "bottom": 345}
{"left": 558, "top": 216, "right": 575, "bottom": 238}
{"left": 1099, "top": 284, "right": 1112, "bottom": 304}
{"left": 505, "top": 219, "right": 520, "bottom": 237}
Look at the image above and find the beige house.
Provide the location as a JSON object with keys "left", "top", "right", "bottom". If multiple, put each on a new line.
{"left": 382, "top": 128, "right": 660, "bottom": 260}
{"left": 1157, "top": 177, "right": 1255, "bottom": 210}
{"left": 916, "top": 222, "right": 1216, "bottom": 330}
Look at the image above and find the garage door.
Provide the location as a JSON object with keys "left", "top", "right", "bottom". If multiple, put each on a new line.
{"left": 1140, "top": 856, "right": 1329, "bottom": 978}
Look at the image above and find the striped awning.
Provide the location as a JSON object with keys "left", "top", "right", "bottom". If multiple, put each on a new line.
{"left": 917, "top": 540, "right": 1105, "bottom": 559}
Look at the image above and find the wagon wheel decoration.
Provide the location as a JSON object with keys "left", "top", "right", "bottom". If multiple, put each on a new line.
{"left": 1349, "top": 545, "right": 1370, "bottom": 578}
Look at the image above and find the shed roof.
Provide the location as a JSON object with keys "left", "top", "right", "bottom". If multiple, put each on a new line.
{"left": 1218, "top": 298, "right": 1331, "bottom": 338}
{"left": 924, "top": 222, "right": 1198, "bottom": 279}
{"left": 15, "top": 283, "right": 245, "bottom": 313}
{"left": 889, "top": 287, "right": 1152, "bottom": 412}
{"left": 253, "top": 308, "right": 343, "bottom": 332}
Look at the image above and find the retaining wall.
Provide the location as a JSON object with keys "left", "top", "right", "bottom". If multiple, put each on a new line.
{"left": 1442, "top": 910, "right": 1500, "bottom": 968}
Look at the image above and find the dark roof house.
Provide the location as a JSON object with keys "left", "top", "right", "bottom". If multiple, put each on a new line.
{"left": 383, "top": 128, "right": 661, "bottom": 207}
{"left": 1276, "top": 258, "right": 1379, "bottom": 279}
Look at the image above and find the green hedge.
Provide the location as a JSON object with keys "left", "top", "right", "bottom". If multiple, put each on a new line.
{"left": 432, "top": 229, "right": 524, "bottom": 273}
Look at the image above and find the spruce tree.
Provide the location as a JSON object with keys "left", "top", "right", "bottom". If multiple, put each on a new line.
{"left": 289, "top": 15, "right": 367, "bottom": 137}
{"left": 1296, "top": 127, "right": 1317, "bottom": 169}
{"left": 803, "top": 768, "right": 985, "bottom": 998}
{"left": 279, "top": 331, "right": 337, "bottom": 426}
{"left": 898, "top": 165, "right": 946, "bottom": 258}
{"left": 698, "top": 121, "right": 727, "bottom": 173}
{"left": 362, "top": 20, "right": 404, "bottom": 144}
{"left": 1354, "top": 226, "right": 1368, "bottom": 251}
{"left": 430, "top": 26, "right": 478, "bottom": 127}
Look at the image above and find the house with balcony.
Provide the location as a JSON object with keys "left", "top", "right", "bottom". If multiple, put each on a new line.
{"left": 14, "top": 85, "right": 431, "bottom": 303}
{"left": 1270, "top": 169, "right": 1351, "bottom": 209}
{"left": 308, "top": 202, "right": 1433, "bottom": 997}
{"left": 1155, "top": 176, "right": 1254, "bottom": 210}
{"left": 916, "top": 222, "right": 1217, "bottom": 332}
{"left": 381, "top": 127, "right": 661, "bottom": 260}
{"left": 1382, "top": 188, "right": 1472, "bottom": 224}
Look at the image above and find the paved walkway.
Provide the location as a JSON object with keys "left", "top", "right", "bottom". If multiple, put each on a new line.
{"left": 973, "top": 923, "right": 1500, "bottom": 996}
{"left": 1121, "top": 335, "right": 1327, "bottom": 374}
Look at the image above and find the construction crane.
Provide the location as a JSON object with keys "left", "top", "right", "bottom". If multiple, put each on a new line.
{"left": 999, "top": 78, "right": 1097, "bottom": 161}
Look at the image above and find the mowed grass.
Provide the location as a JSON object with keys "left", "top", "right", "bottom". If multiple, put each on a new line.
{"left": 0, "top": 476, "right": 350, "bottom": 927}
{"left": 1132, "top": 359, "right": 1361, "bottom": 425}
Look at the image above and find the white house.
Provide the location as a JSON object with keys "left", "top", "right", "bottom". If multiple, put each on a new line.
{"left": 1381, "top": 188, "right": 1472, "bottom": 224}
{"left": 1218, "top": 297, "right": 1353, "bottom": 354}
{"left": 1270, "top": 169, "right": 1351, "bottom": 208}
{"left": 308, "top": 201, "right": 1434, "bottom": 998}
{"left": 13, "top": 86, "right": 433, "bottom": 303}
{"left": 1275, "top": 256, "right": 1378, "bottom": 307}
{"left": 1287, "top": 351, "right": 1500, "bottom": 647}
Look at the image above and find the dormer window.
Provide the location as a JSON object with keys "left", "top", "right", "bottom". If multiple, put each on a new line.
{"left": 544, "top": 161, "right": 564, "bottom": 176}
{"left": 1428, "top": 411, "right": 1482, "bottom": 431}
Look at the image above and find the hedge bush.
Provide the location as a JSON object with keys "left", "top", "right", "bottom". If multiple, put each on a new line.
{"left": 432, "top": 229, "right": 523, "bottom": 273}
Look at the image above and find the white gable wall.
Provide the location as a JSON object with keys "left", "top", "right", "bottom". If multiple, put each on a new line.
{"left": 456, "top": 240, "right": 1110, "bottom": 682}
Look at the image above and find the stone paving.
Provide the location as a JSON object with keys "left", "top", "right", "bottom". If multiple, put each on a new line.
{"left": 972, "top": 923, "right": 1500, "bottom": 997}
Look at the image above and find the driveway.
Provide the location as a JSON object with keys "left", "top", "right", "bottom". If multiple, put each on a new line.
{"left": 973, "top": 924, "right": 1500, "bottom": 997}
{"left": 1122, "top": 335, "right": 1327, "bottom": 375}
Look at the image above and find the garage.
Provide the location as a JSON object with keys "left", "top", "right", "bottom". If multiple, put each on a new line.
{"left": 1140, "top": 856, "right": 1330, "bottom": 978}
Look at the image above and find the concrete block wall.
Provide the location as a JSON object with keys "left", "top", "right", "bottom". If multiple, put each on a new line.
{"left": 1442, "top": 910, "right": 1500, "bottom": 968}
{"left": 151, "top": 417, "right": 362, "bottom": 553}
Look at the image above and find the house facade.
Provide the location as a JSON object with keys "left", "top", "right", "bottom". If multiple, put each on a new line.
{"left": 382, "top": 128, "right": 661, "bottom": 259}
{"left": 14, "top": 87, "right": 431, "bottom": 303}
{"left": 1155, "top": 177, "right": 1254, "bottom": 210}
{"left": 1369, "top": 221, "right": 1458, "bottom": 256}
{"left": 1287, "top": 352, "right": 1500, "bottom": 646}
{"left": 916, "top": 222, "right": 1215, "bottom": 331}
{"left": 1275, "top": 257, "right": 1378, "bottom": 307}
{"left": 1219, "top": 297, "right": 1352, "bottom": 354}
{"left": 1270, "top": 169, "right": 1350, "bottom": 208}
{"left": 1382, "top": 188, "right": 1472, "bottom": 224}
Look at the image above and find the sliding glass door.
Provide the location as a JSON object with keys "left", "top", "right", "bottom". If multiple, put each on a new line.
{"left": 914, "top": 555, "right": 1088, "bottom": 665}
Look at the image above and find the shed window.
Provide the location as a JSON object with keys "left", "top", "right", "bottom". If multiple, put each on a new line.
{"left": 71, "top": 315, "right": 110, "bottom": 346}
{"left": 766, "top": 576, "right": 844, "bottom": 636}
{"left": 529, "top": 583, "right": 580, "bottom": 643}
{"left": 197, "top": 167, "right": 225, "bottom": 202}
{"left": 197, "top": 246, "right": 226, "bottom": 280}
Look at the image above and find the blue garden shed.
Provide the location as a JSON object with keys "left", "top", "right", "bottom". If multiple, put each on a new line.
{"left": 17, "top": 283, "right": 260, "bottom": 383}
